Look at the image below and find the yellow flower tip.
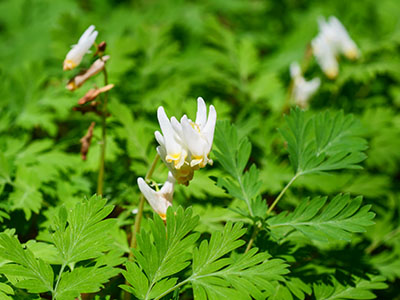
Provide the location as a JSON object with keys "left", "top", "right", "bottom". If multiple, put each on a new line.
{"left": 345, "top": 49, "right": 358, "bottom": 60}
{"left": 159, "top": 213, "right": 167, "bottom": 220}
{"left": 66, "top": 81, "right": 77, "bottom": 91}
{"left": 63, "top": 59, "right": 77, "bottom": 71}
{"left": 326, "top": 68, "right": 338, "bottom": 80}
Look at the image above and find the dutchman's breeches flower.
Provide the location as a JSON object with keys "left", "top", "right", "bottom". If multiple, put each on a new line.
{"left": 155, "top": 97, "right": 217, "bottom": 186}
{"left": 137, "top": 172, "right": 175, "bottom": 220}
{"left": 319, "top": 16, "right": 360, "bottom": 60}
{"left": 63, "top": 25, "right": 98, "bottom": 71}
{"left": 312, "top": 16, "right": 359, "bottom": 79}
{"left": 290, "top": 62, "right": 321, "bottom": 108}
{"left": 312, "top": 34, "right": 339, "bottom": 79}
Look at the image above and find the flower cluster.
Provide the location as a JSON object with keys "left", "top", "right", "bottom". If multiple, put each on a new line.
{"left": 138, "top": 97, "right": 217, "bottom": 219}
{"left": 290, "top": 62, "right": 320, "bottom": 108}
{"left": 312, "top": 16, "right": 359, "bottom": 79}
{"left": 155, "top": 97, "right": 217, "bottom": 185}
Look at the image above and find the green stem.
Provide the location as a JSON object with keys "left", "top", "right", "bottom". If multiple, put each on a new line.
{"left": 124, "top": 155, "right": 160, "bottom": 300}
{"left": 237, "top": 175, "right": 254, "bottom": 217}
{"left": 128, "top": 154, "right": 160, "bottom": 257}
{"left": 366, "top": 227, "right": 400, "bottom": 254}
{"left": 244, "top": 173, "right": 299, "bottom": 253}
{"left": 267, "top": 173, "right": 299, "bottom": 215}
{"left": 153, "top": 278, "right": 190, "bottom": 300}
{"left": 245, "top": 224, "right": 260, "bottom": 253}
{"left": 52, "top": 263, "right": 66, "bottom": 299}
{"left": 96, "top": 67, "right": 109, "bottom": 196}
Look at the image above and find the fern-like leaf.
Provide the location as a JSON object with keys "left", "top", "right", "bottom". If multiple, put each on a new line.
{"left": 0, "top": 233, "right": 53, "bottom": 294}
{"left": 121, "top": 206, "right": 200, "bottom": 300}
{"left": 214, "top": 120, "right": 265, "bottom": 219}
{"left": 313, "top": 275, "right": 387, "bottom": 300}
{"left": 280, "top": 109, "right": 367, "bottom": 176}
{"left": 267, "top": 194, "right": 375, "bottom": 242}
{"left": 190, "top": 222, "right": 289, "bottom": 299}
{"left": 50, "top": 195, "right": 116, "bottom": 265}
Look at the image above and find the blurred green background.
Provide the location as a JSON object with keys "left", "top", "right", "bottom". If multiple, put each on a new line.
{"left": 1, "top": 0, "right": 400, "bottom": 298}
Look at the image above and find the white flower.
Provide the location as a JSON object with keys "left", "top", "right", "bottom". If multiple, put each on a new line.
{"left": 311, "top": 34, "right": 339, "bottom": 79}
{"left": 155, "top": 97, "right": 217, "bottom": 186}
{"left": 290, "top": 62, "right": 320, "bottom": 108}
{"left": 63, "top": 25, "right": 98, "bottom": 71}
{"left": 312, "top": 16, "right": 359, "bottom": 78}
{"left": 137, "top": 172, "right": 175, "bottom": 220}
{"left": 318, "top": 16, "right": 359, "bottom": 60}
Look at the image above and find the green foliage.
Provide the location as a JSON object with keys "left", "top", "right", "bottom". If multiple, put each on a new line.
{"left": 122, "top": 207, "right": 288, "bottom": 299}
{"left": 0, "top": 0, "right": 400, "bottom": 299}
{"left": 121, "top": 207, "right": 199, "bottom": 299}
{"left": 313, "top": 275, "right": 387, "bottom": 300}
{"left": 190, "top": 223, "right": 288, "bottom": 299}
{"left": 0, "top": 282, "right": 14, "bottom": 300}
{"left": 280, "top": 109, "right": 368, "bottom": 176}
{"left": 0, "top": 234, "right": 54, "bottom": 294}
{"left": 214, "top": 120, "right": 266, "bottom": 220}
{"left": 267, "top": 194, "right": 375, "bottom": 242}
{"left": 50, "top": 195, "right": 116, "bottom": 265}
{"left": 0, "top": 196, "right": 121, "bottom": 299}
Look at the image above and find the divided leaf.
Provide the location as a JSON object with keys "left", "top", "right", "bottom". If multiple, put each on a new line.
{"left": 121, "top": 206, "right": 200, "bottom": 300}
{"left": 313, "top": 275, "right": 387, "bottom": 300}
{"left": 0, "top": 195, "right": 120, "bottom": 299}
{"left": 190, "top": 222, "right": 289, "bottom": 299}
{"left": 0, "top": 281, "right": 14, "bottom": 300}
{"left": 214, "top": 120, "right": 264, "bottom": 218}
{"left": 267, "top": 194, "right": 375, "bottom": 242}
{"left": 50, "top": 195, "right": 116, "bottom": 265}
{"left": 280, "top": 109, "right": 367, "bottom": 176}
{"left": 0, "top": 233, "right": 53, "bottom": 294}
{"left": 54, "top": 266, "right": 120, "bottom": 300}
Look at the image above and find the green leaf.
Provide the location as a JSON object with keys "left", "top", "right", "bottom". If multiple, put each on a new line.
{"left": 0, "top": 233, "right": 53, "bottom": 294}
{"left": 214, "top": 120, "right": 264, "bottom": 218}
{"left": 50, "top": 195, "right": 116, "bottom": 265}
{"left": 267, "top": 276, "right": 312, "bottom": 300}
{"left": 313, "top": 275, "right": 387, "bottom": 300}
{"left": 122, "top": 206, "right": 199, "bottom": 299}
{"left": 9, "top": 166, "right": 43, "bottom": 220}
{"left": 279, "top": 109, "right": 367, "bottom": 176}
{"left": 120, "top": 262, "right": 149, "bottom": 300}
{"left": 267, "top": 194, "right": 375, "bottom": 242}
{"left": 190, "top": 222, "right": 289, "bottom": 299}
{"left": 54, "top": 266, "right": 119, "bottom": 300}
{"left": 0, "top": 281, "right": 14, "bottom": 300}
{"left": 0, "top": 152, "right": 12, "bottom": 185}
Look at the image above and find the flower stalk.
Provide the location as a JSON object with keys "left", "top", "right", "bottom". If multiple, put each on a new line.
{"left": 96, "top": 66, "right": 109, "bottom": 196}
{"left": 129, "top": 154, "right": 160, "bottom": 257}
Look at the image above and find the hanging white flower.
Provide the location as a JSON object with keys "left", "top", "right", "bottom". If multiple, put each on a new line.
{"left": 318, "top": 16, "right": 359, "bottom": 60}
{"left": 155, "top": 97, "right": 217, "bottom": 186}
{"left": 312, "top": 16, "right": 359, "bottom": 79}
{"left": 63, "top": 25, "right": 98, "bottom": 71}
{"left": 137, "top": 172, "right": 175, "bottom": 220}
{"left": 290, "top": 62, "right": 321, "bottom": 108}
{"left": 311, "top": 33, "right": 339, "bottom": 79}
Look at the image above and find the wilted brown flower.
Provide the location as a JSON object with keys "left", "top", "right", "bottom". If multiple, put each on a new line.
{"left": 78, "top": 84, "right": 114, "bottom": 105}
{"left": 80, "top": 122, "right": 96, "bottom": 160}
{"left": 67, "top": 55, "right": 110, "bottom": 91}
